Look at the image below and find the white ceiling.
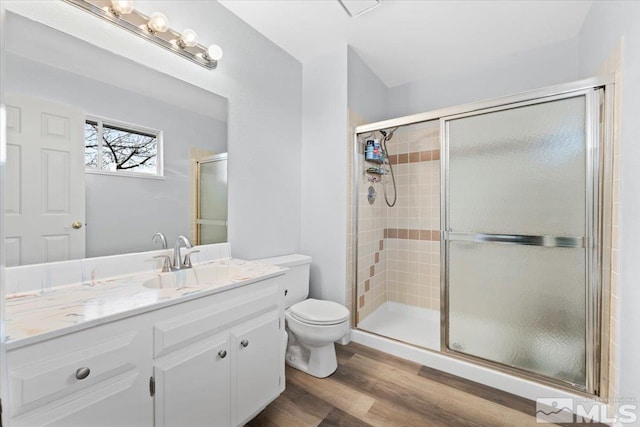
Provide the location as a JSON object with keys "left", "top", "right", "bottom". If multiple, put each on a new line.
{"left": 218, "top": 0, "right": 593, "bottom": 88}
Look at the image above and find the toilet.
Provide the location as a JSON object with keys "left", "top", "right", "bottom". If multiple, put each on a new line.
{"left": 256, "top": 254, "right": 350, "bottom": 378}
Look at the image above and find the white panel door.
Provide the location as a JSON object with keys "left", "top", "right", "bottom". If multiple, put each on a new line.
{"left": 232, "top": 310, "right": 281, "bottom": 425}
{"left": 4, "top": 95, "right": 85, "bottom": 266}
{"left": 154, "top": 334, "right": 231, "bottom": 427}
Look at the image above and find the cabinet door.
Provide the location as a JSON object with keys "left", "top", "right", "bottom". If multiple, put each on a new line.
{"left": 232, "top": 310, "right": 281, "bottom": 425}
{"left": 154, "top": 334, "right": 230, "bottom": 427}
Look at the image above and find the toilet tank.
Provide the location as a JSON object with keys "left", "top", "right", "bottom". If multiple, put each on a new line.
{"left": 254, "top": 254, "right": 311, "bottom": 308}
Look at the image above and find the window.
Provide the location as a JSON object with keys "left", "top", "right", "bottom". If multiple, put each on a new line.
{"left": 84, "top": 117, "right": 162, "bottom": 177}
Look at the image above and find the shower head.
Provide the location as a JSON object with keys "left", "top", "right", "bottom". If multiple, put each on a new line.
{"left": 380, "top": 127, "right": 398, "bottom": 141}
{"left": 378, "top": 126, "right": 399, "bottom": 207}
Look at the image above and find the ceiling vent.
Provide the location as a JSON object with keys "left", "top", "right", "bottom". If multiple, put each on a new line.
{"left": 338, "top": 0, "right": 381, "bottom": 18}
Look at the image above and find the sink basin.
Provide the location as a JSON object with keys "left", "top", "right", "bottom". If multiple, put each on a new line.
{"left": 194, "top": 264, "right": 249, "bottom": 284}
{"left": 142, "top": 264, "right": 252, "bottom": 289}
{"left": 143, "top": 270, "right": 199, "bottom": 289}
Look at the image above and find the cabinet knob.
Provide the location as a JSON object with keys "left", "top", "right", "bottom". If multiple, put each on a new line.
{"left": 241, "top": 339, "right": 249, "bottom": 348}
{"left": 218, "top": 350, "right": 227, "bottom": 359}
{"left": 75, "top": 367, "right": 90, "bottom": 380}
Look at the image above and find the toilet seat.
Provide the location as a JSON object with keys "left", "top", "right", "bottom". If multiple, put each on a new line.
{"left": 288, "top": 298, "right": 350, "bottom": 326}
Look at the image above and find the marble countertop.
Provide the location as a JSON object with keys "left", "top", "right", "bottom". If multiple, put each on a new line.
{"left": 5, "top": 258, "right": 285, "bottom": 350}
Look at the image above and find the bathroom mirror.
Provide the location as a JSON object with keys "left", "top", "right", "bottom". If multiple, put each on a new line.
{"left": 2, "top": 12, "right": 229, "bottom": 266}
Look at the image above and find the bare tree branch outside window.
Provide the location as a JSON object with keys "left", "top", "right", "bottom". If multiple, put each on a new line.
{"left": 85, "top": 120, "right": 159, "bottom": 175}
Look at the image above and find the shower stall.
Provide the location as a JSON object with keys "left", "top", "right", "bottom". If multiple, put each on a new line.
{"left": 354, "top": 119, "right": 442, "bottom": 350}
{"left": 351, "top": 76, "right": 614, "bottom": 395}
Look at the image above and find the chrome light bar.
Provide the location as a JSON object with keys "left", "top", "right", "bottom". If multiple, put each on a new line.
{"left": 62, "top": 0, "right": 222, "bottom": 70}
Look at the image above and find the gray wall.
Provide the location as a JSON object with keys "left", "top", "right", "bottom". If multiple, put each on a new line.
{"left": 299, "top": 45, "right": 389, "bottom": 306}
{"left": 5, "top": 54, "right": 226, "bottom": 257}
{"left": 578, "top": 1, "right": 640, "bottom": 418}
{"left": 300, "top": 46, "right": 387, "bottom": 305}
{"left": 348, "top": 47, "right": 388, "bottom": 122}
{"left": 387, "top": 38, "right": 579, "bottom": 118}
{"left": 301, "top": 47, "right": 349, "bottom": 304}
{"left": 184, "top": 2, "right": 304, "bottom": 260}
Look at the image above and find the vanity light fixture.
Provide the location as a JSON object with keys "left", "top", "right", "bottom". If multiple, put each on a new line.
{"left": 63, "top": 0, "right": 223, "bottom": 70}
{"left": 147, "top": 12, "right": 169, "bottom": 34}
{"left": 109, "top": 0, "right": 133, "bottom": 15}
{"left": 178, "top": 29, "right": 198, "bottom": 48}
{"left": 206, "top": 44, "right": 224, "bottom": 61}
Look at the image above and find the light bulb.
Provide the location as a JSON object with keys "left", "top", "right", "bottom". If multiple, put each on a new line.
{"left": 148, "top": 12, "right": 169, "bottom": 33}
{"left": 110, "top": 0, "right": 134, "bottom": 15}
{"left": 179, "top": 29, "right": 198, "bottom": 48}
{"left": 207, "top": 44, "right": 223, "bottom": 61}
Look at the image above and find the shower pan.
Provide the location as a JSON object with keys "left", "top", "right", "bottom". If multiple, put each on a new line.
{"left": 352, "top": 76, "right": 613, "bottom": 396}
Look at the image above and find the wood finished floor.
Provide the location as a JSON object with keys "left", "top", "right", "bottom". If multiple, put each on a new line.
{"left": 247, "top": 342, "right": 603, "bottom": 427}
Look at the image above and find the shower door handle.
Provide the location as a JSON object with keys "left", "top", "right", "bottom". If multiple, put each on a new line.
{"left": 445, "top": 232, "right": 584, "bottom": 248}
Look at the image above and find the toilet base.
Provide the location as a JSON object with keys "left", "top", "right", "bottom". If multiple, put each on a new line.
{"left": 286, "top": 341, "right": 338, "bottom": 378}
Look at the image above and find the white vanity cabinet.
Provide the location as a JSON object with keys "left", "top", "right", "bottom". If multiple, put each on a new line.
{"left": 153, "top": 311, "right": 282, "bottom": 427}
{"left": 151, "top": 278, "right": 284, "bottom": 427}
{"left": 6, "top": 276, "right": 285, "bottom": 427}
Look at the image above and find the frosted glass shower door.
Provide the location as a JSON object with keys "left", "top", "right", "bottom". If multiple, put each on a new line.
{"left": 443, "top": 93, "right": 599, "bottom": 392}
{"left": 197, "top": 154, "right": 228, "bottom": 244}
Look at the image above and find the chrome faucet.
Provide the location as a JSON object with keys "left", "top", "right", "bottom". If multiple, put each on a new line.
{"left": 152, "top": 232, "right": 168, "bottom": 249}
{"left": 173, "top": 236, "right": 198, "bottom": 270}
{"left": 152, "top": 233, "right": 172, "bottom": 272}
{"left": 153, "top": 235, "right": 198, "bottom": 272}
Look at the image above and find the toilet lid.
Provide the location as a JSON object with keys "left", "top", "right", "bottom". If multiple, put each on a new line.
{"left": 289, "top": 299, "right": 350, "bottom": 325}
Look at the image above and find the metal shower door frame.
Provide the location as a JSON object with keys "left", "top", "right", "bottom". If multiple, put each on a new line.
{"left": 439, "top": 86, "right": 611, "bottom": 396}
{"left": 195, "top": 152, "right": 228, "bottom": 245}
{"left": 352, "top": 75, "right": 614, "bottom": 397}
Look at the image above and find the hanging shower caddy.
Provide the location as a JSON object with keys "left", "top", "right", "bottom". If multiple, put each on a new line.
{"left": 363, "top": 138, "right": 388, "bottom": 182}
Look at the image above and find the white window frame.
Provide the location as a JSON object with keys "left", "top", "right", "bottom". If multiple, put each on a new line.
{"left": 85, "top": 115, "right": 164, "bottom": 179}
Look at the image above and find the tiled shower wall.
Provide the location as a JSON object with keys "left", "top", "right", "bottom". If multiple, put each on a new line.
{"left": 598, "top": 42, "right": 622, "bottom": 402}
{"left": 348, "top": 110, "right": 388, "bottom": 323}
{"left": 384, "top": 122, "right": 441, "bottom": 311}
{"left": 348, "top": 112, "right": 442, "bottom": 324}
{"left": 347, "top": 110, "right": 384, "bottom": 325}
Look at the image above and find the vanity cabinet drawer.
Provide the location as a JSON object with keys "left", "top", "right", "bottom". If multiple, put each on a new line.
{"left": 7, "top": 321, "right": 150, "bottom": 418}
{"left": 153, "top": 278, "right": 280, "bottom": 358}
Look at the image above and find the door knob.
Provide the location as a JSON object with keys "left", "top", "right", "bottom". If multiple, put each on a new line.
{"left": 72, "top": 221, "right": 83, "bottom": 230}
{"left": 240, "top": 340, "right": 249, "bottom": 348}
{"left": 218, "top": 350, "right": 227, "bottom": 359}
